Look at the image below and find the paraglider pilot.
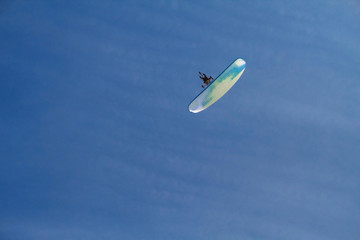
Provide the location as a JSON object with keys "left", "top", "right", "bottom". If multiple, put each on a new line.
{"left": 199, "top": 72, "right": 214, "bottom": 88}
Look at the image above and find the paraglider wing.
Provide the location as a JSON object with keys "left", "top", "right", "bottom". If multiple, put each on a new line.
{"left": 188, "top": 58, "right": 246, "bottom": 113}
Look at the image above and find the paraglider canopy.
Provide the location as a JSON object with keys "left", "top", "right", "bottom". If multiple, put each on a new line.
{"left": 188, "top": 58, "right": 246, "bottom": 113}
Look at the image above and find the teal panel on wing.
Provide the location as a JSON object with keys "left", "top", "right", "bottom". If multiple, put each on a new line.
{"left": 188, "top": 58, "right": 246, "bottom": 113}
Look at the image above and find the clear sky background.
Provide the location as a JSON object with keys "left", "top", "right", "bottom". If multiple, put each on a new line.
{"left": 1, "top": 0, "right": 360, "bottom": 239}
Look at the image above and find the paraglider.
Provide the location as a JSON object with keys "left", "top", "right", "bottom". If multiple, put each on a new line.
{"left": 188, "top": 58, "right": 246, "bottom": 113}
{"left": 198, "top": 72, "right": 214, "bottom": 88}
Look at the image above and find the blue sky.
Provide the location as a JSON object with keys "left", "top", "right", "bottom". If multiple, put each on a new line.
{"left": 1, "top": 0, "right": 360, "bottom": 239}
